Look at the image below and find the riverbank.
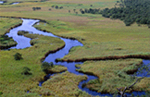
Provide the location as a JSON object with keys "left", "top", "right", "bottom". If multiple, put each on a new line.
{"left": 0, "top": 18, "right": 22, "bottom": 49}
{"left": 0, "top": 0, "right": 150, "bottom": 96}
{"left": 0, "top": 19, "right": 93, "bottom": 97}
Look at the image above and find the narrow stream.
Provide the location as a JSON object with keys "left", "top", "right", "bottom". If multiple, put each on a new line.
{"left": 0, "top": 1, "right": 4, "bottom": 4}
{"left": 6, "top": 19, "right": 150, "bottom": 97}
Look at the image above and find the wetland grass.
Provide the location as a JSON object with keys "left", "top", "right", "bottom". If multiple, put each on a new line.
{"left": 0, "top": 0, "right": 150, "bottom": 96}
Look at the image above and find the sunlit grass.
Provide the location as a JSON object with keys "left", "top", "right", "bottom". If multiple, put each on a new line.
{"left": 0, "top": 18, "right": 22, "bottom": 49}
{"left": 0, "top": 32, "right": 66, "bottom": 96}
{"left": 76, "top": 59, "right": 150, "bottom": 93}
{"left": 0, "top": 0, "right": 150, "bottom": 96}
{"left": 41, "top": 71, "right": 91, "bottom": 97}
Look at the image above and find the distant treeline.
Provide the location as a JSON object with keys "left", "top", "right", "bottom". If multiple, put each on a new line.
{"left": 101, "top": 0, "right": 150, "bottom": 26}
{"left": 79, "top": 0, "right": 150, "bottom": 27}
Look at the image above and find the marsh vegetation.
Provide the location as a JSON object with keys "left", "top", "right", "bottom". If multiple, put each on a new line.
{"left": 0, "top": 0, "right": 150, "bottom": 97}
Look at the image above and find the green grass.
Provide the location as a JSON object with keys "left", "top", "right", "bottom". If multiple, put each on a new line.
{"left": 0, "top": 35, "right": 17, "bottom": 49}
{"left": 76, "top": 59, "right": 150, "bottom": 93}
{"left": 0, "top": 31, "right": 67, "bottom": 96}
{"left": 41, "top": 71, "right": 90, "bottom": 97}
{"left": 0, "top": 0, "right": 150, "bottom": 96}
{"left": 0, "top": 18, "right": 22, "bottom": 35}
{"left": 0, "top": 18, "right": 22, "bottom": 49}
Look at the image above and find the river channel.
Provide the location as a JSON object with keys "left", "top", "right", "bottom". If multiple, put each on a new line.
{"left": 6, "top": 19, "right": 150, "bottom": 97}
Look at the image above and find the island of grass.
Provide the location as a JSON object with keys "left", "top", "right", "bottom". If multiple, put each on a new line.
{"left": 0, "top": 18, "right": 22, "bottom": 49}
{"left": 0, "top": 35, "right": 17, "bottom": 49}
{"left": 76, "top": 59, "right": 150, "bottom": 94}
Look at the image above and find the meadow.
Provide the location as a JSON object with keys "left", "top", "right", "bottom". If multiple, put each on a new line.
{"left": 76, "top": 59, "right": 150, "bottom": 94}
{"left": 0, "top": 20, "right": 87, "bottom": 96}
{"left": 0, "top": 0, "right": 150, "bottom": 96}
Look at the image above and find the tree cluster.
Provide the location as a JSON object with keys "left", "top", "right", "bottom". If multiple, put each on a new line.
{"left": 32, "top": 7, "right": 41, "bottom": 11}
{"left": 80, "top": 8, "right": 101, "bottom": 14}
{"left": 51, "top": 5, "right": 63, "bottom": 9}
{"left": 101, "top": 0, "right": 150, "bottom": 26}
{"left": 41, "top": 62, "right": 54, "bottom": 74}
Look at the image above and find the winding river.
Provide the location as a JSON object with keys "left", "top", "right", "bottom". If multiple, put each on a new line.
{"left": 6, "top": 19, "right": 150, "bottom": 97}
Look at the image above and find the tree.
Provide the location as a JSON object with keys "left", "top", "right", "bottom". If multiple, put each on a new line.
{"left": 117, "top": 63, "right": 150, "bottom": 97}
{"left": 14, "top": 53, "right": 23, "bottom": 60}
{"left": 21, "top": 67, "right": 32, "bottom": 75}
{"left": 41, "top": 62, "right": 54, "bottom": 74}
{"left": 55, "top": 5, "right": 59, "bottom": 9}
{"left": 80, "top": 10, "right": 85, "bottom": 14}
{"left": 60, "top": 6, "right": 63, "bottom": 9}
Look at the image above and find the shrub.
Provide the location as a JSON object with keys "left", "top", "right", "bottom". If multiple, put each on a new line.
{"left": 14, "top": 53, "right": 23, "bottom": 60}
{"left": 41, "top": 62, "right": 54, "bottom": 74}
{"left": 32, "top": 7, "right": 41, "bottom": 11}
{"left": 21, "top": 67, "right": 32, "bottom": 75}
{"left": 0, "top": 91, "right": 3, "bottom": 95}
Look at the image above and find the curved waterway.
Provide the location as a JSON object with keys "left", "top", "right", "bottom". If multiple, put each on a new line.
{"left": 6, "top": 19, "right": 150, "bottom": 97}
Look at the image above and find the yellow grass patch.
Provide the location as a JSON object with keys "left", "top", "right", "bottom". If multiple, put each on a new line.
{"left": 42, "top": 71, "right": 91, "bottom": 97}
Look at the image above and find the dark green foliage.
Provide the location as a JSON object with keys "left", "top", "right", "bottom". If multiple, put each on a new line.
{"left": 73, "top": 9, "right": 76, "bottom": 12}
{"left": 14, "top": 53, "right": 23, "bottom": 60}
{"left": 100, "top": 0, "right": 150, "bottom": 27}
{"left": 81, "top": 10, "right": 85, "bottom": 14}
{"left": 0, "top": 35, "right": 17, "bottom": 49}
{"left": 40, "top": 0, "right": 47, "bottom": 2}
{"left": 51, "top": 5, "right": 63, "bottom": 9}
{"left": 82, "top": 8, "right": 101, "bottom": 14}
{"left": 41, "top": 62, "right": 54, "bottom": 74}
{"left": 51, "top": 5, "right": 54, "bottom": 8}
{"left": 17, "top": 31, "right": 29, "bottom": 35}
{"left": 0, "top": 91, "right": 3, "bottom": 95}
{"left": 55, "top": 5, "right": 59, "bottom": 9}
{"left": 60, "top": 6, "right": 63, "bottom": 9}
{"left": 21, "top": 67, "right": 32, "bottom": 75}
{"left": 32, "top": 7, "right": 41, "bottom": 11}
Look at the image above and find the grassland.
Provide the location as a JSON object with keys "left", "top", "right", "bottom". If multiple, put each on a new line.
{"left": 0, "top": 18, "right": 22, "bottom": 49}
{"left": 76, "top": 59, "right": 150, "bottom": 93}
{"left": 41, "top": 71, "right": 90, "bottom": 97}
{"left": 0, "top": 19, "right": 92, "bottom": 97}
{"left": 0, "top": 22, "right": 68, "bottom": 96}
{"left": 0, "top": 0, "right": 150, "bottom": 96}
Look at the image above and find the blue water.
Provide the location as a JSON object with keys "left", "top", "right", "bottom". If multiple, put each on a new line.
{"left": 0, "top": 1, "right": 4, "bottom": 4}
{"left": 11, "top": 2, "right": 19, "bottom": 5}
{"left": 136, "top": 60, "right": 150, "bottom": 77}
{"left": 6, "top": 19, "right": 150, "bottom": 97}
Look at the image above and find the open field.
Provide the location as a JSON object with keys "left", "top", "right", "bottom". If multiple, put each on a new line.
{"left": 0, "top": 0, "right": 150, "bottom": 96}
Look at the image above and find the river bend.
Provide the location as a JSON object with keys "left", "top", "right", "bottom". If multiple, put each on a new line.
{"left": 6, "top": 19, "right": 150, "bottom": 97}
